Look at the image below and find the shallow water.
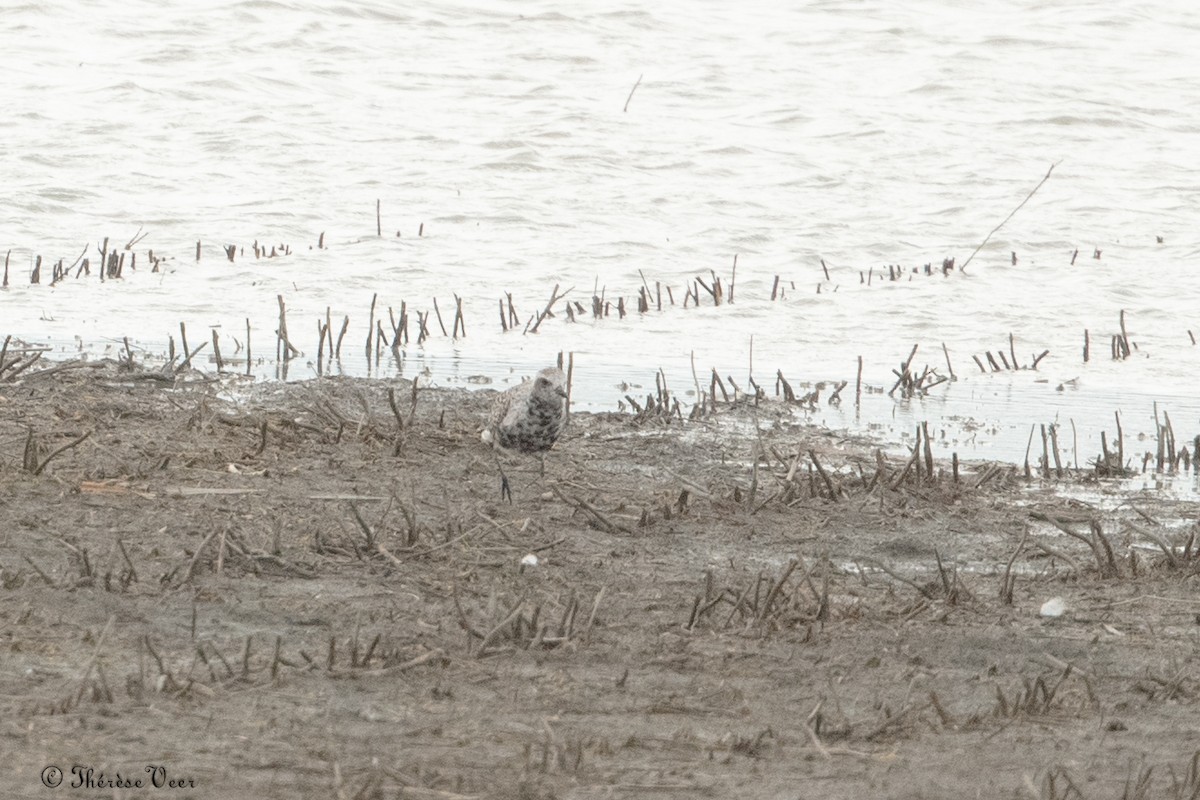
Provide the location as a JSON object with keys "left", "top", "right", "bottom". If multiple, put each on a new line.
{"left": 3, "top": 0, "right": 1199, "bottom": 465}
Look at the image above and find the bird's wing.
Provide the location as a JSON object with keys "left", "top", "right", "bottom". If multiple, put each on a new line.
{"left": 486, "top": 388, "right": 513, "bottom": 433}
{"left": 499, "top": 381, "right": 534, "bottom": 429}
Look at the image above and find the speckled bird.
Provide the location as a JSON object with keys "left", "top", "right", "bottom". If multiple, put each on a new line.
{"left": 482, "top": 367, "right": 568, "bottom": 454}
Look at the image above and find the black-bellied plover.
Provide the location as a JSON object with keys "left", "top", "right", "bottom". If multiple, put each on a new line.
{"left": 482, "top": 366, "right": 568, "bottom": 501}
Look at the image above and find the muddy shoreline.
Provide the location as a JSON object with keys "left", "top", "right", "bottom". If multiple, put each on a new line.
{"left": 2, "top": 358, "right": 1200, "bottom": 799}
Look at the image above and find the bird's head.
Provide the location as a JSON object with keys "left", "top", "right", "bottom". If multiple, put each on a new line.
{"left": 535, "top": 367, "right": 569, "bottom": 399}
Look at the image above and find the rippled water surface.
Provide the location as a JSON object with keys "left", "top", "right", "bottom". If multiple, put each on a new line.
{"left": 3, "top": 0, "right": 1199, "bottom": 465}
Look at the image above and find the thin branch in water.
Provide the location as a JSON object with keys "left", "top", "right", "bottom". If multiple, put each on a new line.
{"left": 623, "top": 73, "right": 643, "bottom": 113}
{"left": 961, "top": 161, "right": 1061, "bottom": 273}
{"left": 125, "top": 225, "right": 150, "bottom": 250}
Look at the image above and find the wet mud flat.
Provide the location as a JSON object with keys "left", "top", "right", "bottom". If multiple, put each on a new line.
{"left": 3, "top": 360, "right": 1200, "bottom": 799}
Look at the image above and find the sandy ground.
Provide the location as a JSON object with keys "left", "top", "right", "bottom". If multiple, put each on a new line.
{"left": 3, "top": 357, "right": 1200, "bottom": 799}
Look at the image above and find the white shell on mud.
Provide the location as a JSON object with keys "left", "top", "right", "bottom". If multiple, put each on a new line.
{"left": 520, "top": 554, "right": 539, "bottom": 568}
{"left": 1039, "top": 597, "right": 1068, "bottom": 618}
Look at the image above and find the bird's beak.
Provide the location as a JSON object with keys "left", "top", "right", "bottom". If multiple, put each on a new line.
{"left": 556, "top": 388, "right": 569, "bottom": 399}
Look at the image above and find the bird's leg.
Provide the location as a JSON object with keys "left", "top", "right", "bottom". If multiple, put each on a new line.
{"left": 490, "top": 448, "right": 513, "bottom": 504}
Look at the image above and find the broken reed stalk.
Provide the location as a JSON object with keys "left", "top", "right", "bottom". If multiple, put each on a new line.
{"left": 1164, "top": 410, "right": 1178, "bottom": 472}
{"left": 432, "top": 296, "right": 448, "bottom": 336}
{"left": 245, "top": 318, "right": 252, "bottom": 377}
{"left": 809, "top": 450, "right": 840, "bottom": 500}
{"left": 505, "top": 293, "right": 519, "bottom": 328}
{"left": 324, "top": 307, "right": 334, "bottom": 355}
{"left": 751, "top": 557, "right": 799, "bottom": 626}
{"left": 1115, "top": 410, "right": 1124, "bottom": 470}
{"left": 637, "top": 268, "right": 653, "bottom": 304}
{"left": 888, "top": 437, "right": 922, "bottom": 490}
{"left": 179, "top": 322, "right": 190, "bottom": 366}
{"left": 275, "top": 295, "right": 299, "bottom": 361}
{"left": 922, "top": 421, "right": 934, "bottom": 477}
{"left": 694, "top": 273, "right": 723, "bottom": 305}
{"left": 1023, "top": 424, "right": 1035, "bottom": 479}
{"left": 863, "top": 558, "right": 934, "bottom": 600}
{"left": 855, "top": 356, "right": 863, "bottom": 408}
{"left": 550, "top": 485, "right": 632, "bottom": 534}
{"left": 775, "top": 369, "right": 796, "bottom": 402}
{"left": 1128, "top": 521, "right": 1179, "bottom": 568}
{"left": 365, "top": 293, "right": 377, "bottom": 367}
{"left": 452, "top": 294, "right": 465, "bottom": 338}
{"left": 999, "top": 526, "right": 1029, "bottom": 605}
{"left": 1039, "top": 425, "right": 1051, "bottom": 479}
{"left": 175, "top": 339, "right": 207, "bottom": 373}
{"left": 316, "top": 320, "right": 327, "bottom": 375}
{"left": 961, "top": 161, "right": 1060, "bottom": 272}
{"left": 335, "top": 315, "right": 349, "bottom": 358}
{"left": 375, "top": 319, "right": 388, "bottom": 363}
{"left": 376, "top": 199, "right": 381, "bottom": 237}
{"left": 211, "top": 330, "right": 224, "bottom": 372}
{"left": 889, "top": 343, "right": 919, "bottom": 396}
{"left": 529, "top": 283, "right": 570, "bottom": 334}
{"left": 1069, "top": 418, "right": 1079, "bottom": 469}
{"left": 1048, "top": 424, "right": 1063, "bottom": 477}
{"left": 28, "top": 430, "right": 92, "bottom": 475}
{"left": 1030, "top": 512, "right": 1120, "bottom": 578}
{"left": 565, "top": 352, "right": 574, "bottom": 420}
